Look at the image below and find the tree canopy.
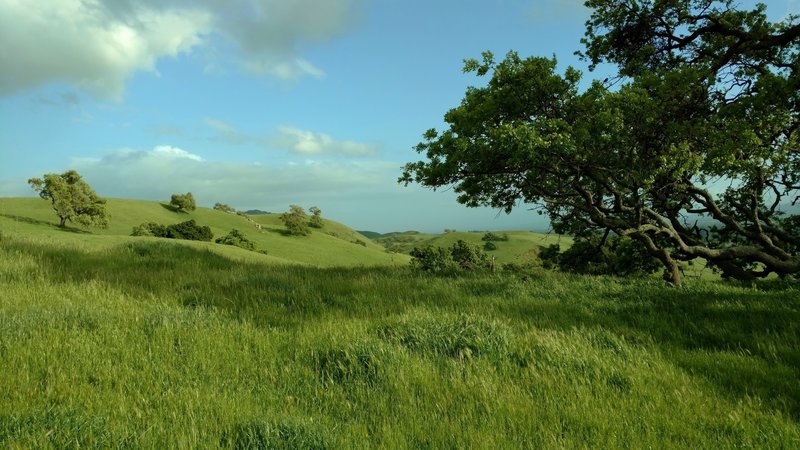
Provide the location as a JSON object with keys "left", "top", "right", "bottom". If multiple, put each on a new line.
{"left": 28, "top": 170, "right": 108, "bottom": 228}
{"left": 170, "top": 192, "right": 196, "bottom": 212}
{"left": 280, "top": 205, "right": 311, "bottom": 236}
{"left": 402, "top": 0, "right": 799, "bottom": 286}
{"left": 309, "top": 206, "right": 323, "bottom": 228}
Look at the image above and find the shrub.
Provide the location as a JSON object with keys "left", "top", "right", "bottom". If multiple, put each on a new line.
{"left": 352, "top": 239, "right": 367, "bottom": 247}
{"left": 450, "top": 240, "right": 489, "bottom": 270}
{"left": 482, "top": 232, "right": 509, "bottom": 242}
{"left": 132, "top": 220, "right": 212, "bottom": 241}
{"left": 170, "top": 192, "right": 196, "bottom": 212}
{"left": 308, "top": 206, "right": 323, "bottom": 228}
{"left": 216, "top": 229, "right": 255, "bottom": 251}
{"left": 539, "top": 244, "right": 561, "bottom": 269}
{"left": 131, "top": 222, "right": 166, "bottom": 237}
{"left": 555, "top": 235, "right": 660, "bottom": 276}
{"left": 213, "top": 202, "right": 237, "bottom": 214}
{"left": 484, "top": 241, "right": 497, "bottom": 251}
{"left": 409, "top": 246, "right": 456, "bottom": 273}
{"left": 165, "top": 219, "right": 213, "bottom": 241}
{"left": 280, "top": 205, "right": 310, "bottom": 236}
{"left": 410, "top": 240, "right": 491, "bottom": 273}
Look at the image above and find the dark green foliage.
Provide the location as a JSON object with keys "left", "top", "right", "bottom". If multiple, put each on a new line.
{"left": 131, "top": 220, "right": 212, "bottom": 242}
{"left": 410, "top": 240, "right": 490, "bottom": 273}
{"left": 215, "top": 229, "right": 255, "bottom": 251}
{"left": 482, "top": 232, "right": 509, "bottom": 242}
{"left": 27, "top": 170, "right": 109, "bottom": 228}
{"left": 450, "top": 240, "right": 490, "bottom": 270}
{"left": 169, "top": 192, "right": 196, "bottom": 212}
{"left": 352, "top": 239, "right": 367, "bottom": 247}
{"left": 556, "top": 235, "right": 661, "bottom": 277}
{"left": 402, "top": 1, "right": 800, "bottom": 285}
{"left": 131, "top": 222, "right": 166, "bottom": 237}
{"left": 385, "top": 244, "right": 404, "bottom": 254}
{"left": 539, "top": 244, "right": 561, "bottom": 269}
{"left": 164, "top": 220, "right": 212, "bottom": 241}
{"left": 280, "top": 205, "right": 310, "bottom": 236}
{"left": 409, "top": 246, "right": 455, "bottom": 273}
{"left": 213, "top": 203, "right": 237, "bottom": 214}
{"left": 308, "top": 206, "right": 323, "bottom": 229}
{"left": 483, "top": 241, "right": 497, "bottom": 251}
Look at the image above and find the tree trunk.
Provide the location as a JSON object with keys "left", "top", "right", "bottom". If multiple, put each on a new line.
{"left": 630, "top": 233, "right": 683, "bottom": 287}
{"left": 58, "top": 216, "right": 67, "bottom": 227}
{"left": 661, "top": 256, "right": 682, "bottom": 287}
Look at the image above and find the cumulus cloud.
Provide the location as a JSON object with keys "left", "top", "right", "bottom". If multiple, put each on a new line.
{"left": 0, "top": 0, "right": 210, "bottom": 100}
{"left": 0, "top": 0, "right": 364, "bottom": 99}
{"left": 69, "top": 145, "right": 393, "bottom": 210}
{"left": 202, "top": 119, "right": 379, "bottom": 156}
{"left": 274, "top": 126, "right": 378, "bottom": 156}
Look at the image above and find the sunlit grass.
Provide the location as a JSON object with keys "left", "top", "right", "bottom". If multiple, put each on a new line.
{"left": 1, "top": 230, "right": 798, "bottom": 447}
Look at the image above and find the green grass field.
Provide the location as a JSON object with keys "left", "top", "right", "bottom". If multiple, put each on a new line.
{"left": 1, "top": 197, "right": 798, "bottom": 448}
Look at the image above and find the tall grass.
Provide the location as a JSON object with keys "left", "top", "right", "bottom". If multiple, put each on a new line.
{"left": 0, "top": 232, "right": 798, "bottom": 448}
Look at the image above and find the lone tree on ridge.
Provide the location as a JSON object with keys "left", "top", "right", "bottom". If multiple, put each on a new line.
{"left": 170, "top": 192, "right": 196, "bottom": 212}
{"left": 28, "top": 170, "right": 109, "bottom": 228}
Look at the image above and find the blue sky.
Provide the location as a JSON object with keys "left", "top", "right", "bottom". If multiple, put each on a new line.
{"left": 1, "top": 0, "right": 797, "bottom": 233}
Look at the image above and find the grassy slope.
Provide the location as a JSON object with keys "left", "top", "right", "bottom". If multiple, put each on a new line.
{"left": 1, "top": 197, "right": 798, "bottom": 447}
{"left": 0, "top": 232, "right": 798, "bottom": 448}
{"left": 376, "top": 230, "right": 574, "bottom": 264}
{"left": 0, "top": 197, "right": 409, "bottom": 268}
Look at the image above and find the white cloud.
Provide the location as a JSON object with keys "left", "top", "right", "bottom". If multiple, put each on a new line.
{"left": 0, "top": 0, "right": 210, "bottom": 100}
{"left": 0, "top": 0, "right": 364, "bottom": 99}
{"left": 244, "top": 57, "right": 326, "bottom": 80}
{"left": 202, "top": 119, "right": 379, "bottom": 156}
{"left": 69, "top": 145, "right": 392, "bottom": 209}
{"left": 275, "top": 126, "right": 378, "bottom": 156}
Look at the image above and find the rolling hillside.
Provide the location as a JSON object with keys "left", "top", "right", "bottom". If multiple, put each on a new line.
{"left": 373, "top": 230, "right": 574, "bottom": 265}
{"left": 0, "top": 197, "right": 409, "bottom": 268}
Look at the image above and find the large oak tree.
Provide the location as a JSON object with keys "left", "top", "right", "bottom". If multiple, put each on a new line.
{"left": 28, "top": 170, "right": 109, "bottom": 229}
{"left": 401, "top": 0, "right": 799, "bottom": 286}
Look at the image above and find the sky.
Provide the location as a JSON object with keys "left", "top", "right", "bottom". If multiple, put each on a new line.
{"left": 1, "top": 0, "right": 797, "bottom": 233}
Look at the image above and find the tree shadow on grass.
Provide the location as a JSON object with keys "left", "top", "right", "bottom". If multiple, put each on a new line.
{"left": 6, "top": 235, "right": 798, "bottom": 419}
{"left": 159, "top": 203, "right": 183, "bottom": 213}
{"left": 0, "top": 213, "right": 91, "bottom": 234}
{"left": 501, "top": 280, "right": 800, "bottom": 419}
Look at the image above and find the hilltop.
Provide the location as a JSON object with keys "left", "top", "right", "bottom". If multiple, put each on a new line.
{"left": 0, "top": 197, "right": 409, "bottom": 268}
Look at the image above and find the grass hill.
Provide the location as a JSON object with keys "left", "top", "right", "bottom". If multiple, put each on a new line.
{"left": 0, "top": 197, "right": 409, "bottom": 268}
{"left": 374, "top": 229, "right": 573, "bottom": 265}
{"left": 1, "top": 195, "right": 798, "bottom": 447}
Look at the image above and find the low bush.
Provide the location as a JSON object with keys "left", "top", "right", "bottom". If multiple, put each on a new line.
{"left": 548, "top": 235, "right": 661, "bottom": 276}
{"left": 215, "top": 229, "right": 255, "bottom": 251}
{"left": 131, "top": 220, "right": 213, "bottom": 242}
{"left": 410, "top": 240, "right": 491, "bottom": 274}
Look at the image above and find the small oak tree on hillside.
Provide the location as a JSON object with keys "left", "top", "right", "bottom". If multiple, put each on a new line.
{"left": 281, "top": 205, "right": 311, "bottom": 236}
{"left": 28, "top": 170, "right": 108, "bottom": 228}
{"left": 309, "top": 206, "right": 323, "bottom": 228}
{"left": 170, "top": 192, "right": 196, "bottom": 212}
